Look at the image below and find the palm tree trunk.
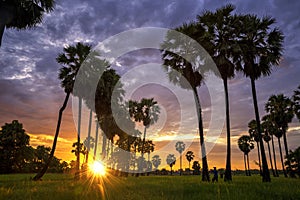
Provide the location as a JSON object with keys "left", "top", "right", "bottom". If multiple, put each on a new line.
{"left": 256, "top": 141, "right": 262, "bottom": 175}
{"left": 189, "top": 161, "right": 191, "bottom": 171}
{"left": 93, "top": 121, "right": 99, "bottom": 160}
{"left": 170, "top": 166, "right": 173, "bottom": 175}
{"left": 141, "top": 126, "right": 147, "bottom": 159}
{"left": 247, "top": 154, "right": 251, "bottom": 176}
{"left": 75, "top": 97, "right": 82, "bottom": 180}
{"left": 244, "top": 154, "right": 248, "bottom": 176}
{"left": 86, "top": 109, "right": 93, "bottom": 163}
{"left": 282, "top": 129, "right": 289, "bottom": 158}
{"left": 193, "top": 87, "right": 210, "bottom": 182}
{"left": 267, "top": 141, "right": 275, "bottom": 177}
{"left": 271, "top": 134, "right": 279, "bottom": 176}
{"left": 180, "top": 153, "right": 182, "bottom": 176}
{"left": 278, "top": 137, "right": 287, "bottom": 177}
{"left": 33, "top": 92, "right": 71, "bottom": 180}
{"left": 250, "top": 77, "right": 270, "bottom": 182}
{"left": 223, "top": 78, "right": 232, "bottom": 181}
{"left": 101, "top": 128, "right": 107, "bottom": 159}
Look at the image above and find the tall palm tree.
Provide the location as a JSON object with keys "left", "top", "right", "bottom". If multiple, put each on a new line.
{"left": 196, "top": 4, "right": 240, "bottom": 182}
{"left": 152, "top": 155, "right": 161, "bottom": 172}
{"left": 175, "top": 141, "right": 185, "bottom": 176}
{"left": 161, "top": 27, "right": 210, "bottom": 181}
{"left": 93, "top": 120, "right": 99, "bottom": 160}
{"left": 273, "top": 126, "right": 287, "bottom": 177}
{"left": 33, "top": 42, "right": 91, "bottom": 180}
{"left": 129, "top": 98, "right": 160, "bottom": 160}
{"left": 261, "top": 115, "right": 278, "bottom": 177}
{"left": 248, "top": 119, "right": 262, "bottom": 175}
{"left": 236, "top": 14, "right": 284, "bottom": 182}
{"left": 166, "top": 154, "right": 176, "bottom": 175}
{"left": 293, "top": 85, "right": 300, "bottom": 121}
{"left": 238, "top": 135, "right": 254, "bottom": 176}
{"left": 0, "top": 0, "right": 55, "bottom": 46}
{"left": 185, "top": 151, "right": 195, "bottom": 170}
{"left": 265, "top": 94, "right": 294, "bottom": 158}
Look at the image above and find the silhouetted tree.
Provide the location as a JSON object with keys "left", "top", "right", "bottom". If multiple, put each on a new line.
{"left": 248, "top": 119, "right": 262, "bottom": 175}
{"left": 192, "top": 161, "right": 201, "bottom": 175}
{"left": 175, "top": 141, "right": 185, "bottom": 175}
{"left": 33, "top": 42, "right": 92, "bottom": 181}
{"left": 261, "top": 115, "right": 278, "bottom": 177}
{"left": 166, "top": 154, "right": 176, "bottom": 175}
{"left": 285, "top": 147, "right": 300, "bottom": 178}
{"left": 236, "top": 14, "right": 284, "bottom": 182}
{"left": 238, "top": 135, "right": 254, "bottom": 176}
{"left": 0, "top": 0, "right": 55, "bottom": 46}
{"left": 152, "top": 155, "right": 161, "bottom": 173}
{"left": 293, "top": 85, "right": 300, "bottom": 121}
{"left": 0, "top": 120, "right": 30, "bottom": 173}
{"left": 185, "top": 151, "right": 195, "bottom": 170}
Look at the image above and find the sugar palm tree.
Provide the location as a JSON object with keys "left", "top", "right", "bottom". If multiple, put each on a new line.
{"left": 152, "top": 155, "right": 161, "bottom": 173}
{"left": 236, "top": 14, "right": 284, "bottom": 182}
{"left": 265, "top": 94, "right": 294, "bottom": 158}
{"left": 238, "top": 135, "right": 254, "bottom": 176}
{"left": 0, "top": 0, "right": 55, "bottom": 46}
{"left": 293, "top": 85, "right": 300, "bottom": 121}
{"left": 161, "top": 26, "right": 210, "bottom": 181}
{"left": 33, "top": 42, "right": 91, "bottom": 180}
{"left": 185, "top": 151, "right": 195, "bottom": 170}
{"left": 248, "top": 119, "right": 262, "bottom": 175}
{"left": 129, "top": 98, "right": 160, "bottom": 160}
{"left": 196, "top": 4, "right": 241, "bottom": 181}
{"left": 261, "top": 115, "right": 277, "bottom": 177}
{"left": 166, "top": 154, "right": 176, "bottom": 175}
{"left": 175, "top": 141, "right": 185, "bottom": 176}
{"left": 93, "top": 120, "right": 99, "bottom": 160}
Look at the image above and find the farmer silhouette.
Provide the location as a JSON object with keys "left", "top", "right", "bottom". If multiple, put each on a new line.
{"left": 212, "top": 167, "right": 218, "bottom": 182}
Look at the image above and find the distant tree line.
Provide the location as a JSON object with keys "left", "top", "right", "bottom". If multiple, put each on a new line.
{"left": 0, "top": 120, "right": 69, "bottom": 174}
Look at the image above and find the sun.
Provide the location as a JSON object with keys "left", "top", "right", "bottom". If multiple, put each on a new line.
{"left": 90, "top": 161, "right": 106, "bottom": 176}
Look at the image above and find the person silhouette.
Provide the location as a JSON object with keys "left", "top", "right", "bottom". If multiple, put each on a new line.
{"left": 212, "top": 167, "right": 218, "bottom": 182}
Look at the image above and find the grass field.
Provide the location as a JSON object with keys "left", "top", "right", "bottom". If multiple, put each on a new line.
{"left": 0, "top": 173, "right": 300, "bottom": 200}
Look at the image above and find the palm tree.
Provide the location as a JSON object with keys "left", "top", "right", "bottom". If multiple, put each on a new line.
{"left": 33, "top": 42, "right": 91, "bottom": 180}
{"left": 236, "top": 14, "right": 284, "bottom": 182}
{"left": 175, "top": 141, "right": 185, "bottom": 176}
{"left": 293, "top": 85, "right": 300, "bottom": 121}
{"left": 83, "top": 136, "right": 95, "bottom": 163}
{"left": 166, "top": 154, "right": 176, "bottom": 175}
{"left": 152, "top": 155, "right": 161, "bottom": 173}
{"left": 129, "top": 98, "right": 160, "bottom": 161}
{"left": 265, "top": 94, "right": 294, "bottom": 158}
{"left": 273, "top": 126, "right": 287, "bottom": 177}
{"left": 161, "top": 27, "right": 210, "bottom": 181}
{"left": 0, "top": 0, "right": 55, "bottom": 46}
{"left": 248, "top": 119, "right": 262, "bottom": 175}
{"left": 185, "top": 151, "right": 195, "bottom": 170}
{"left": 261, "top": 115, "right": 278, "bottom": 177}
{"left": 196, "top": 4, "right": 240, "bottom": 182}
{"left": 238, "top": 135, "right": 254, "bottom": 176}
{"left": 93, "top": 120, "right": 99, "bottom": 160}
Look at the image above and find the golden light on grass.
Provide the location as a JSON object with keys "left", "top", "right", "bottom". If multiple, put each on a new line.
{"left": 90, "top": 161, "right": 106, "bottom": 176}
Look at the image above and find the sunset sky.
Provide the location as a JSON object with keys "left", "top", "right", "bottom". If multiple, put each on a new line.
{"left": 0, "top": 0, "right": 300, "bottom": 171}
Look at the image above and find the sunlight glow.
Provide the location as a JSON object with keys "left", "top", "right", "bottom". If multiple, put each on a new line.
{"left": 90, "top": 161, "right": 106, "bottom": 176}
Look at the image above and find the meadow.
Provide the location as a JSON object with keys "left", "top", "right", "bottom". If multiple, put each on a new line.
{"left": 0, "top": 173, "right": 300, "bottom": 200}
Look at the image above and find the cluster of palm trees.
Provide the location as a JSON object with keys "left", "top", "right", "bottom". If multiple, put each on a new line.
{"left": 238, "top": 88, "right": 300, "bottom": 177}
{"left": 162, "top": 4, "right": 284, "bottom": 182}
{"left": 24, "top": 3, "right": 296, "bottom": 183}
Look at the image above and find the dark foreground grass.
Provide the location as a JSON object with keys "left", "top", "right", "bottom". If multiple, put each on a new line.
{"left": 0, "top": 173, "right": 300, "bottom": 200}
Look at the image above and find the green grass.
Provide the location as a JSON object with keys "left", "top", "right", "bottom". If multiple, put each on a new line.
{"left": 0, "top": 173, "right": 300, "bottom": 200}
